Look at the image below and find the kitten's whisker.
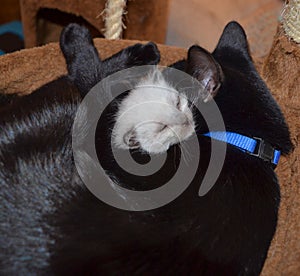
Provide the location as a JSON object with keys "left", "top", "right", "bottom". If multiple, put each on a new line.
{"left": 191, "top": 95, "right": 201, "bottom": 107}
{"left": 173, "top": 146, "right": 177, "bottom": 170}
{"left": 180, "top": 140, "right": 192, "bottom": 165}
{"left": 174, "top": 76, "right": 194, "bottom": 89}
{"left": 181, "top": 140, "right": 193, "bottom": 164}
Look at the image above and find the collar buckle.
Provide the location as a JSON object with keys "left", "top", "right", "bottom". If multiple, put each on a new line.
{"left": 250, "top": 137, "right": 275, "bottom": 163}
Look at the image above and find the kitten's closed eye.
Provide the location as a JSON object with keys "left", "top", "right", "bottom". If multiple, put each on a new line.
{"left": 160, "top": 124, "right": 168, "bottom": 132}
{"left": 176, "top": 96, "right": 181, "bottom": 110}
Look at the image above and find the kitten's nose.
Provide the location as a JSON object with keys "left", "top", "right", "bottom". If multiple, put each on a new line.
{"left": 183, "top": 120, "right": 189, "bottom": 126}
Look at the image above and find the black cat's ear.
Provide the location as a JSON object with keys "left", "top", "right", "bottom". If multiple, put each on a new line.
{"left": 60, "top": 23, "right": 103, "bottom": 98}
{"left": 213, "top": 21, "right": 251, "bottom": 60}
{"left": 127, "top": 42, "right": 160, "bottom": 66}
{"left": 186, "top": 45, "right": 223, "bottom": 102}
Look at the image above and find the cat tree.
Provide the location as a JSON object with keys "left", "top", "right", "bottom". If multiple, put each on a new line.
{"left": 19, "top": 0, "right": 170, "bottom": 47}
{"left": 0, "top": 0, "right": 299, "bottom": 274}
{"left": 259, "top": 3, "right": 300, "bottom": 272}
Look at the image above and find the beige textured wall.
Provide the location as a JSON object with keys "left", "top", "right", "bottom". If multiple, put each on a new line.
{"left": 166, "top": 0, "right": 283, "bottom": 57}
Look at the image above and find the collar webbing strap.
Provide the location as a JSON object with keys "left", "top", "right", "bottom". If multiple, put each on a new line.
{"left": 202, "top": 131, "right": 280, "bottom": 166}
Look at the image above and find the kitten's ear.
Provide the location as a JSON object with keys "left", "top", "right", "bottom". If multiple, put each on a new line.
{"left": 213, "top": 21, "right": 251, "bottom": 60}
{"left": 186, "top": 45, "right": 223, "bottom": 102}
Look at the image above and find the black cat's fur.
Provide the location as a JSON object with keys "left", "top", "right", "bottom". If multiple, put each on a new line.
{"left": 0, "top": 22, "right": 292, "bottom": 275}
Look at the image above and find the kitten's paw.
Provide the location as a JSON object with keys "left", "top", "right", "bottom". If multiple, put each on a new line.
{"left": 60, "top": 23, "right": 93, "bottom": 60}
{"left": 127, "top": 42, "right": 160, "bottom": 66}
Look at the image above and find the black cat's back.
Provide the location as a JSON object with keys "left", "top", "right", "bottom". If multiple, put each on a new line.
{"left": 0, "top": 77, "right": 80, "bottom": 274}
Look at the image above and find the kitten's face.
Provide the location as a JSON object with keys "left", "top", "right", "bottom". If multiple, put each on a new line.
{"left": 112, "top": 70, "right": 195, "bottom": 154}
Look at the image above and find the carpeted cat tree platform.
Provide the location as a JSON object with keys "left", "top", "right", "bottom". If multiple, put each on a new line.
{"left": 0, "top": 1, "right": 299, "bottom": 275}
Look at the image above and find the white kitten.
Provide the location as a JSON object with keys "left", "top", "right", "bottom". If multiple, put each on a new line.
{"left": 112, "top": 68, "right": 195, "bottom": 154}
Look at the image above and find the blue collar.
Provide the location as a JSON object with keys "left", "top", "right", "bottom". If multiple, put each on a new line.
{"left": 202, "top": 131, "right": 280, "bottom": 167}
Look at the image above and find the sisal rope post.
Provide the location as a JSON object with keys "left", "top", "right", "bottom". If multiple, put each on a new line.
{"left": 282, "top": 0, "right": 300, "bottom": 43}
{"left": 103, "top": 0, "right": 127, "bottom": 40}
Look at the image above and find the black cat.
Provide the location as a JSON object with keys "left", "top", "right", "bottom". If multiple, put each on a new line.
{"left": 0, "top": 22, "right": 292, "bottom": 276}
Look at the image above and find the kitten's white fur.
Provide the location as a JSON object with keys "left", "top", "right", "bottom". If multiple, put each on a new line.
{"left": 112, "top": 68, "right": 195, "bottom": 154}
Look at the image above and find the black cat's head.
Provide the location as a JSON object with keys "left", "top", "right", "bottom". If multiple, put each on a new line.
{"left": 186, "top": 21, "right": 292, "bottom": 155}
